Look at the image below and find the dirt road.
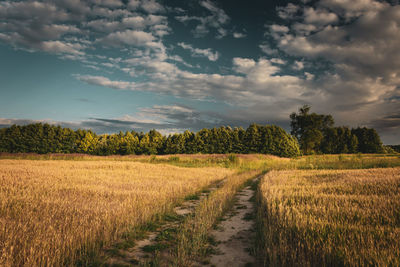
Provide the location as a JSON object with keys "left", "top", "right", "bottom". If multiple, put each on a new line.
{"left": 204, "top": 181, "right": 257, "bottom": 267}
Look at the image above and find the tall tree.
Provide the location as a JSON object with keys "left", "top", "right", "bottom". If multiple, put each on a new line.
{"left": 290, "top": 105, "right": 334, "bottom": 154}
{"left": 352, "top": 127, "right": 384, "bottom": 153}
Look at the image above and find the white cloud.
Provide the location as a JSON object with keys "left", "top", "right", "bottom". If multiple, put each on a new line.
{"left": 259, "top": 43, "right": 278, "bottom": 55}
{"left": 41, "top": 41, "right": 85, "bottom": 55}
{"left": 168, "top": 55, "right": 195, "bottom": 68}
{"left": 304, "top": 72, "right": 315, "bottom": 80}
{"left": 277, "top": 3, "right": 300, "bottom": 19}
{"left": 270, "top": 58, "right": 286, "bottom": 64}
{"left": 233, "top": 32, "right": 246, "bottom": 38}
{"left": 1, "top": 0, "right": 399, "bottom": 142}
{"left": 90, "top": 0, "right": 123, "bottom": 8}
{"left": 232, "top": 58, "right": 256, "bottom": 73}
{"left": 0, "top": 21, "right": 81, "bottom": 48}
{"left": 86, "top": 19, "right": 121, "bottom": 32}
{"left": 292, "top": 23, "right": 317, "bottom": 35}
{"left": 75, "top": 75, "right": 135, "bottom": 90}
{"left": 86, "top": 14, "right": 170, "bottom": 40}
{"left": 141, "top": 0, "right": 164, "bottom": 13}
{"left": 262, "top": 0, "right": 400, "bottom": 133}
{"left": 175, "top": 0, "right": 230, "bottom": 38}
{"left": 178, "top": 42, "right": 220, "bottom": 61}
{"left": 200, "top": 0, "right": 229, "bottom": 24}
{"left": 269, "top": 24, "right": 289, "bottom": 33}
{"left": 101, "top": 30, "right": 155, "bottom": 47}
{"left": 0, "top": 0, "right": 169, "bottom": 62}
{"left": 293, "top": 61, "right": 304, "bottom": 70}
{"left": 319, "top": 0, "right": 384, "bottom": 20}
{"left": 0, "top": 1, "right": 69, "bottom": 22}
{"left": 269, "top": 24, "right": 290, "bottom": 39}
{"left": 77, "top": 56, "right": 308, "bottom": 108}
{"left": 127, "top": 0, "right": 140, "bottom": 10}
{"left": 277, "top": 4, "right": 400, "bottom": 83}
{"left": 304, "top": 7, "right": 339, "bottom": 26}
{"left": 90, "top": 6, "right": 131, "bottom": 18}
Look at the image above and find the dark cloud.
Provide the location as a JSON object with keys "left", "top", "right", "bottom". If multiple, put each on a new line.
{"left": 385, "top": 114, "right": 400, "bottom": 119}
{"left": 366, "top": 114, "right": 400, "bottom": 144}
{"left": 334, "top": 101, "right": 376, "bottom": 111}
{"left": 369, "top": 115, "right": 400, "bottom": 130}
{"left": 0, "top": 102, "right": 290, "bottom": 136}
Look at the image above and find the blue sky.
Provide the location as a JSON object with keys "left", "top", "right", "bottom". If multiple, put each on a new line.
{"left": 1, "top": 0, "right": 400, "bottom": 144}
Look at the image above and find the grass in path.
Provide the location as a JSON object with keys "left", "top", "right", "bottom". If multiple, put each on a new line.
{"left": 172, "top": 170, "right": 261, "bottom": 266}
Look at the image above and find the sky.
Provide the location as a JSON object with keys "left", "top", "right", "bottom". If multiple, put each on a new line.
{"left": 0, "top": 0, "right": 399, "bottom": 144}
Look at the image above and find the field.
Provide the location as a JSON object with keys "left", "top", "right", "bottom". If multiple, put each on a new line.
{"left": 1, "top": 153, "right": 400, "bottom": 266}
{"left": 257, "top": 168, "right": 400, "bottom": 266}
{"left": 0, "top": 160, "right": 233, "bottom": 266}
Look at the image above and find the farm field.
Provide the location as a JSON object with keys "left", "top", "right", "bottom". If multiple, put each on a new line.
{"left": 2, "top": 0, "right": 400, "bottom": 265}
{"left": 1, "top": 154, "right": 400, "bottom": 266}
{"left": 1, "top": 152, "right": 400, "bottom": 170}
{"left": 0, "top": 160, "right": 234, "bottom": 266}
{"left": 257, "top": 168, "right": 400, "bottom": 266}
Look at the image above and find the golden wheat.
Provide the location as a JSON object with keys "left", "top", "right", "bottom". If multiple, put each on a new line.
{"left": 258, "top": 168, "right": 400, "bottom": 266}
{"left": 0, "top": 159, "right": 234, "bottom": 266}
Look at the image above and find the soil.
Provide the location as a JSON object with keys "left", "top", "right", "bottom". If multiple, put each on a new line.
{"left": 101, "top": 177, "right": 258, "bottom": 267}
{"left": 200, "top": 181, "right": 258, "bottom": 267}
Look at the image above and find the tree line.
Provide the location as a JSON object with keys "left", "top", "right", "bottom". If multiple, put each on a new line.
{"left": 387, "top": 145, "right": 400, "bottom": 153}
{"left": 290, "top": 105, "right": 385, "bottom": 154}
{"left": 0, "top": 106, "right": 386, "bottom": 157}
{"left": 0, "top": 123, "right": 300, "bottom": 157}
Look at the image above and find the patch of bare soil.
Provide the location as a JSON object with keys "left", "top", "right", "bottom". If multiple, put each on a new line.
{"left": 201, "top": 182, "right": 257, "bottom": 267}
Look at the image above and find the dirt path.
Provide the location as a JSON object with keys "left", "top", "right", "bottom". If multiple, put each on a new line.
{"left": 102, "top": 180, "right": 224, "bottom": 266}
{"left": 202, "top": 181, "right": 257, "bottom": 267}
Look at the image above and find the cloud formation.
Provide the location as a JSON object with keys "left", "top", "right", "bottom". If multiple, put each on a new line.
{"left": 175, "top": 0, "right": 230, "bottom": 38}
{"left": 1, "top": 0, "right": 399, "bottom": 143}
{"left": 177, "top": 42, "right": 219, "bottom": 61}
{"left": 75, "top": 75, "right": 135, "bottom": 90}
{"left": 262, "top": 0, "right": 400, "bottom": 135}
{"left": 0, "top": 0, "right": 170, "bottom": 60}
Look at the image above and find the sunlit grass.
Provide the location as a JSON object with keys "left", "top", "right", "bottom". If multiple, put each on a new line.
{"left": 1, "top": 153, "right": 400, "bottom": 170}
{"left": 0, "top": 160, "right": 233, "bottom": 266}
{"left": 257, "top": 168, "right": 400, "bottom": 266}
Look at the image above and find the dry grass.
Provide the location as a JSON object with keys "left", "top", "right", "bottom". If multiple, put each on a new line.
{"left": 257, "top": 168, "right": 400, "bottom": 266}
{"left": 0, "top": 159, "right": 234, "bottom": 266}
{"left": 2, "top": 153, "right": 400, "bottom": 170}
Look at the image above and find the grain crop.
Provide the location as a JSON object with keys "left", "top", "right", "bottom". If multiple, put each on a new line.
{"left": 0, "top": 160, "right": 234, "bottom": 266}
{"left": 257, "top": 168, "right": 400, "bottom": 266}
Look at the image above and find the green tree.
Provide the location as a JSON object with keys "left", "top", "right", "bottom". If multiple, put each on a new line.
{"left": 231, "top": 127, "right": 245, "bottom": 153}
{"left": 290, "top": 105, "right": 334, "bottom": 154}
{"left": 352, "top": 127, "right": 384, "bottom": 153}
{"left": 197, "top": 128, "right": 212, "bottom": 153}
{"left": 245, "top": 124, "right": 262, "bottom": 153}
{"left": 321, "top": 127, "right": 358, "bottom": 154}
{"left": 260, "top": 125, "right": 300, "bottom": 157}
{"left": 76, "top": 130, "right": 98, "bottom": 154}
{"left": 119, "top": 131, "right": 139, "bottom": 155}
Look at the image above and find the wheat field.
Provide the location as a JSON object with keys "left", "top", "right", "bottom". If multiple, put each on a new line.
{"left": 0, "top": 160, "right": 234, "bottom": 266}
{"left": 258, "top": 167, "right": 400, "bottom": 266}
